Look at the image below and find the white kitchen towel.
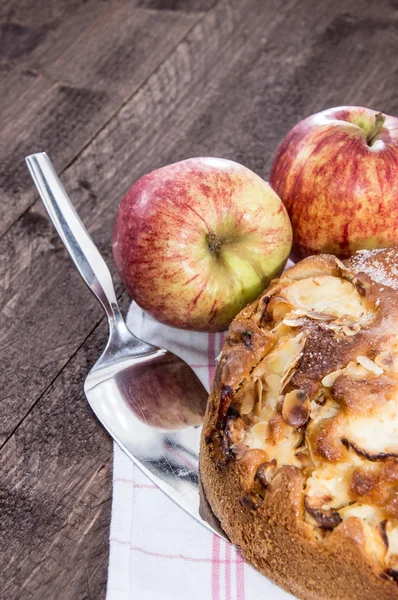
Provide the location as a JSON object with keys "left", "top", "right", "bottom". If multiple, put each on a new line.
{"left": 107, "top": 301, "right": 295, "bottom": 600}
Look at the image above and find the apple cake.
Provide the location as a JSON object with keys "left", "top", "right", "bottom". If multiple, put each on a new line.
{"left": 200, "top": 247, "right": 398, "bottom": 600}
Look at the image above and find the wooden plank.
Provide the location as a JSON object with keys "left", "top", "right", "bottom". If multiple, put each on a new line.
{"left": 0, "top": 1, "right": 203, "bottom": 236}
{"left": 0, "top": 0, "right": 214, "bottom": 21}
{"left": 0, "top": 0, "right": 98, "bottom": 22}
{"left": 0, "top": 314, "right": 114, "bottom": 600}
{"left": 0, "top": 199, "right": 119, "bottom": 446}
{"left": 138, "top": 0, "right": 217, "bottom": 10}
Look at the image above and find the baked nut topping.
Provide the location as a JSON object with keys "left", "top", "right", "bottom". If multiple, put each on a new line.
{"left": 200, "top": 248, "right": 398, "bottom": 600}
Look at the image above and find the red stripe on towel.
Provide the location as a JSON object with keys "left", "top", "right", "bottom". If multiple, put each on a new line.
{"left": 236, "top": 547, "right": 245, "bottom": 600}
{"left": 212, "top": 535, "right": 221, "bottom": 599}
{"left": 225, "top": 542, "right": 231, "bottom": 600}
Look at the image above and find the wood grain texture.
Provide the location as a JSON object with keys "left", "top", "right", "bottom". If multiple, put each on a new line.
{"left": 1, "top": 0, "right": 398, "bottom": 597}
{"left": 0, "top": 315, "right": 114, "bottom": 600}
{"left": 0, "top": 0, "right": 204, "bottom": 236}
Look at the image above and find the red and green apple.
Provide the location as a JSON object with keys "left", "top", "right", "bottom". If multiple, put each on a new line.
{"left": 270, "top": 106, "right": 398, "bottom": 259}
{"left": 113, "top": 157, "right": 292, "bottom": 331}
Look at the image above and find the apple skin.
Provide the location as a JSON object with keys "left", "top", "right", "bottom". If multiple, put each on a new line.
{"left": 269, "top": 106, "right": 398, "bottom": 259}
{"left": 113, "top": 157, "right": 292, "bottom": 332}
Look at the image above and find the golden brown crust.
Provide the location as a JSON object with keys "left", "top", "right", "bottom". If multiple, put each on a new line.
{"left": 200, "top": 454, "right": 398, "bottom": 599}
{"left": 200, "top": 248, "right": 398, "bottom": 600}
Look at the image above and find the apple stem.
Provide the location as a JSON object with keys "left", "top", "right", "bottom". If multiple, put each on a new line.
{"left": 207, "top": 232, "right": 221, "bottom": 255}
{"left": 366, "top": 112, "right": 385, "bottom": 146}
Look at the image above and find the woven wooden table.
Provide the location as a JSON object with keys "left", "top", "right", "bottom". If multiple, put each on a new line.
{"left": 1, "top": 0, "right": 397, "bottom": 597}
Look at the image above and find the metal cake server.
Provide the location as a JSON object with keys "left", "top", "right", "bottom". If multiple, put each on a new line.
{"left": 26, "top": 152, "right": 225, "bottom": 539}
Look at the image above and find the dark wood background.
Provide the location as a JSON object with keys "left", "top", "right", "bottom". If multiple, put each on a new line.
{"left": 1, "top": 0, "right": 398, "bottom": 598}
